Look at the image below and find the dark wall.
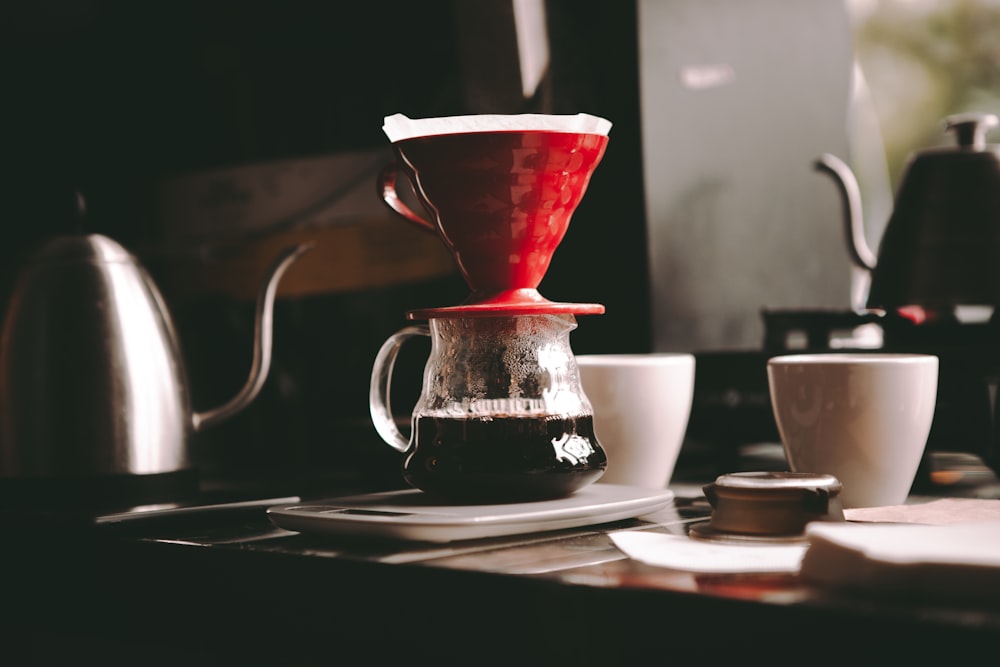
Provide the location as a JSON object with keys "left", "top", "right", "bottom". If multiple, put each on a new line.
{"left": 540, "top": 0, "right": 652, "bottom": 355}
{"left": 1, "top": 0, "right": 649, "bottom": 348}
{"left": 1, "top": 1, "right": 460, "bottom": 239}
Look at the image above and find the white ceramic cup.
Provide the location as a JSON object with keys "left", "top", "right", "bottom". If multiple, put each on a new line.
{"left": 576, "top": 353, "right": 696, "bottom": 489}
{"left": 767, "top": 353, "right": 939, "bottom": 508}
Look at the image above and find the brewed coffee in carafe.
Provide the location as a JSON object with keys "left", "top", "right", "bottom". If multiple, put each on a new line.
{"left": 369, "top": 113, "right": 612, "bottom": 502}
{"left": 371, "top": 314, "right": 606, "bottom": 502}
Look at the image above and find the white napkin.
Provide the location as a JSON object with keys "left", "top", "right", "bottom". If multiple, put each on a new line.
{"left": 799, "top": 520, "right": 1000, "bottom": 602}
{"left": 382, "top": 113, "right": 613, "bottom": 142}
{"left": 844, "top": 497, "right": 1000, "bottom": 524}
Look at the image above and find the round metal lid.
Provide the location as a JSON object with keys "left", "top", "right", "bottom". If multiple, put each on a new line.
{"left": 31, "top": 234, "right": 133, "bottom": 265}
{"left": 711, "top": 471, "right": 843, "bottom": 492}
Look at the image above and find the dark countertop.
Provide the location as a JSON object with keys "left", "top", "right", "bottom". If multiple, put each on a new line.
{"left": 5, "top": 475, "right": 1000, "bottom": 666}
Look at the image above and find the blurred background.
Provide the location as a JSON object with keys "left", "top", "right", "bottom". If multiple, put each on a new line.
{"left": 2, "top": 0, "right": 999, "bottom": 496}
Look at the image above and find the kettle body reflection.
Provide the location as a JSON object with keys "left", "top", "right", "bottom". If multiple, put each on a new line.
{"left": 370, "top": 313, "right": 607, "bottom": 502}
{"left": 0, "top": 233, "right": 311, "bottom": 495}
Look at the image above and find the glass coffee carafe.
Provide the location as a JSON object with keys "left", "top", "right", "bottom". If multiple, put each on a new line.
{"left": 369, "top": 113, "right": 612, "bottom": 503}
{"left": 370, "top": 314, "right": 606, "bottom": 502}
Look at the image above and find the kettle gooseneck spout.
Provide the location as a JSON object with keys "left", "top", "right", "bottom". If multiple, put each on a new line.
{"left": 191, "top": 242, "right": 314, "bottom": 432}
{"left": 814, "top": 153, "right": 878, "bottom": 273}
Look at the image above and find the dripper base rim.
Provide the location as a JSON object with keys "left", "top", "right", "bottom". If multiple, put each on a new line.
{"left": 406, "top": 301, "right": 605, "bottom": 320}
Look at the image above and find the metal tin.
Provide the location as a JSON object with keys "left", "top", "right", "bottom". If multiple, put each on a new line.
{"left": 691, "top": 471, "right": 844, "bottom": 542}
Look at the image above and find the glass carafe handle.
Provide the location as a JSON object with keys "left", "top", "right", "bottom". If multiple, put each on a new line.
{"left": 369, "top": 324, "right": 429, "bottom": 453}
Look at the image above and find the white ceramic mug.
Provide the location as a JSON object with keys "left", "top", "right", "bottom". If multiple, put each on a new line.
{"left": 767, "top": 353, "right": 939, "bottom": 508}
{"left": 576, "top": 353, "right": 695, "bottom": 488}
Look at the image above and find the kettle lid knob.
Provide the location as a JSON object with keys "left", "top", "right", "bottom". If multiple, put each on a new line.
{"left": 944, "top": 112, "right": 999, "bottom": 150}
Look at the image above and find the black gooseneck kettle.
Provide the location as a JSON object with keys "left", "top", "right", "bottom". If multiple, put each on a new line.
{"left": 816, "top": 112, "right": 1000, "bottom": 314}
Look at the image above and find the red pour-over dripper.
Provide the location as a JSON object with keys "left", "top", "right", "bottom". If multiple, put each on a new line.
{"left": 378, "top": 113, "right": 611, "bottom": 319}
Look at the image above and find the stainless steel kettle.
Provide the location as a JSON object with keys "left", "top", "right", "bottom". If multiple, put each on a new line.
{"left": 816, "top": 112, "right": 1000, "bottom": 313}
{"left": 0, "top": 234, "right": 311, "bottom": 488}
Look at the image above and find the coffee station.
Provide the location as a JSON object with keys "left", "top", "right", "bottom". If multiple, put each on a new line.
{"left": 4, "top": 1, "right": 1000, "bottom": 665}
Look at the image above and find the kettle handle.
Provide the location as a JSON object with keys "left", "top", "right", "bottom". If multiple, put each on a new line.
{"left": 369, "top": 324, "right": 430, "bottom": 454}
{"left": 191, "top": 242, "right": 313, "bottom": 431}
{"left": 814, "top": 153, "right": 878, "bottom": 273}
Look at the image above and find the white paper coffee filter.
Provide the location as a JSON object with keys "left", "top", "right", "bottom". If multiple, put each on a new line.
{"left": 382, "top": 113, "right": 612, "bottom": 142}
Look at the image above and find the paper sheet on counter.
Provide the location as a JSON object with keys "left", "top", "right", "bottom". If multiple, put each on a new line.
{"left": 609, "top": 531, "right": 807, "bottom": 574}
{"left": 610, "top": 498, "right": 1000, "bottom": 602}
